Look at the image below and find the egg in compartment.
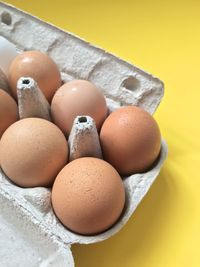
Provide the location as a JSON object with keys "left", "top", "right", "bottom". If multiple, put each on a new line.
{"left": 100, "top": 105, "right": 161, "bottom": 176}
{"left": 8, "top": 50, "right": 61, "bottom": 102}
{"left": 51, "top": 79, "right": 108, "bottom": 137}
{"left": 0, "top": 118, "right": 68, "bottom": 187}
{"left": 51, "top": 157, "right": 125, "bottom": 235}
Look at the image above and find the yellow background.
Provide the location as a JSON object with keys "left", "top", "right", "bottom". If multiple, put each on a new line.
{"left": 3, "top": 1, "right": 200, "bottom": 266}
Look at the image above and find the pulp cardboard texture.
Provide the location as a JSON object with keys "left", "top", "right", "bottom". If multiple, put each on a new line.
{"left": 17, "top": 77, "right": 51, "bottom": 121}
{"left": 68, "top": 116, "right": 103, "bottom": 161}
{"left": 0, "top": 2, "right": 167, "bottom": 267}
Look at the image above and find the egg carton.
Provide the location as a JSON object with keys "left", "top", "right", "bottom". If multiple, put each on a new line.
{"left": 0, "top": 2, "right": 167, "bottom": 267}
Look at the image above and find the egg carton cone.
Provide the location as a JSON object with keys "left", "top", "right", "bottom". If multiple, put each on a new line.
{"left": 17, "top": 77, "right": 51, "bottom": 121}
{"left": 0, "top": 2, "right": 167, "bottom": 267}
{"left": 68, "top": 115, "right": 103, "bottom": 161}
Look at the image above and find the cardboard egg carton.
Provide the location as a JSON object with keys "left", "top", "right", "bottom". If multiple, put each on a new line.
{"left": 0, "top": 2, "right": 167, "bottom": 267}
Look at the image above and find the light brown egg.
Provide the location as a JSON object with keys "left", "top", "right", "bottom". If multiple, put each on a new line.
{"left": 8, "top": 51, "right": 61, "bottom": 102}
{"left": 51, "top": 80, "right": 107, "bottom": 137}
{"left": 51, "top": 157, "right": 125, "bottom": 235}
{"left": 0, "top": 118, "right": 68, "bottom": 187}
{"left": 100, "top": 106, "right": 161, "bottom": 176}
{"left": 0, "top": 89, "right": 18, "bottom": 138}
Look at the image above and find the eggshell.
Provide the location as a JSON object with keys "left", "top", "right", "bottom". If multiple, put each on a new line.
{"left": 51, "top": 80, "right": 108, "bottom": 136}
{"left": 8, "top": 51, "right": 61, "bottom": 102}
{"left": 0, "top": 118, "right": 68, "bottom": 187}
{"left": 0, "top": 89, "right": 18, "bottom": 138}
{"left": 100, "top": 106, "right": 161, "bottom": 175}
{"left": 51, "top": 157, "right": 125, "bottom": 235}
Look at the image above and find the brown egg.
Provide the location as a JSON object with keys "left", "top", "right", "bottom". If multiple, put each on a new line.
{"left": 100, "top": 106, "right": 161, "bottom": 175}
{"left": 51, "top": 157, "right": 125, "bottom": 235}
{"left": 0, "top": 118, "right": 68, "bottom": 187}
{"left": 8, "top": 51, "right": 61, "bottom": 102}
{"left": 0, "top": 89, "right": 18, "bottom": 138}
{"left": 51, "top": 80, "right": 107, "bottom": 137}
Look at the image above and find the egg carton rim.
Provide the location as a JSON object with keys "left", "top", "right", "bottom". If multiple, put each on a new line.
{"left": 0, "top": 1, "right": 164, "bottom": 88}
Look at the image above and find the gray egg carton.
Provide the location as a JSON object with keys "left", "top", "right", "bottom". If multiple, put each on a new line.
{"left": 0, "top": 2, "right": 167, "bottom": 267}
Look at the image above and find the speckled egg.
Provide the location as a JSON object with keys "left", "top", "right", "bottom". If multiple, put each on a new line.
{"left": 0, "top": 118, "right": 68, "bottom": 187}
{"left": 100, "top": 106, "right": 161, "bottom": 175}
{"left": 51, "top": 157, "right": 125, "bottom": 235}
